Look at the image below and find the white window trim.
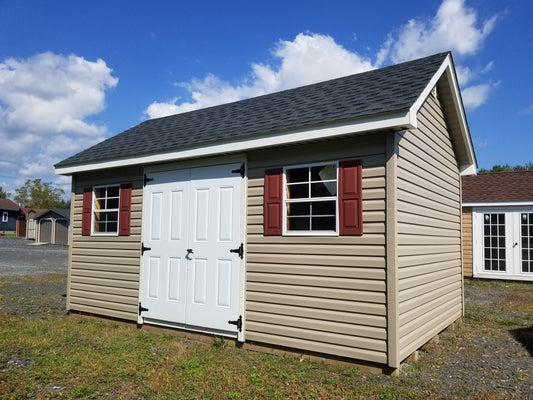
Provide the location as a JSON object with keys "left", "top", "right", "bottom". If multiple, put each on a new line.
{"left": 1, "top": 212, "right": 8, "bottom": 223}
{"left": 91, "top": 184, "right": 120, "bottom": 236}
{"left": 282, "top": 161, "right": 339, "bottom": 236}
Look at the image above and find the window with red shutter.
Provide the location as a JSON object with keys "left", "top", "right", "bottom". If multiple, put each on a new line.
{"left": 81, "top": 184, "right": 132, "bottom": 237}
{"left": 263, "top": 160, "right": 362, "bottom": 236}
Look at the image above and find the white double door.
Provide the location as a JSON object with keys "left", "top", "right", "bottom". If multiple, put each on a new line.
{"left": 473, "top": 207, "right": 533, "bottom": 281}
{"left": 140, "top": 162, "right": 243, "bottom": 334}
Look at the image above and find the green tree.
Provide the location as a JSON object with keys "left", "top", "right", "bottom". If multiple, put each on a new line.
{"left": 0, "top": 186, "right": 8, "bottom": 199}
{"left": 479, "top": 162, "right": 533, "bottom": 173}
{"left": 14, "top": 179, "right": 66, "bottom": 208}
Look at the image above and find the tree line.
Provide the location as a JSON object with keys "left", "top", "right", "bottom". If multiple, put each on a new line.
{"left": 0, "top": 179, "right": 70, "bottom": 209}
{"left": 478, "top": 162, "right": 533, "bottom": 173}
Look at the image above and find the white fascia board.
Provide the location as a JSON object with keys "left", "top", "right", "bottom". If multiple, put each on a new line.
{"left": 55, "top": 111, "right": 412, "bottom": 175}
{"left": 463, "top": 201, "right": 533, "bottom": 207}
{"left": 409, "top": 55, "right": 452, "bottom": 126}
{"left": 409, "top": 54, "right": 477, "bottom": 174}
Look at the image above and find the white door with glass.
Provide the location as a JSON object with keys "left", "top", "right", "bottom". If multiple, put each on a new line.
{"left": 473, "top": 207, "right": 533, "bottom": 281}
{"left": 139, "top": 162, "right": 244, "bottom": 335}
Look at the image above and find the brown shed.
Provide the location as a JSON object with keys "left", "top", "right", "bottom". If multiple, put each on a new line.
{"left": 462, "top": 171, "right": 533, "bottom": 281}
{"left": 55, "top": 52, "right": 476, "bottom": 372}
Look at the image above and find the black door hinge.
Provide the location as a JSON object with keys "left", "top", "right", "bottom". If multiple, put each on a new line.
{"left": 138, "top": 302, "right": 149, "bottom": 315}
{"left": 231, "top": 163, "right": 245, "bottom": 178}
{"left": 228, "top": 315, "right": 242, "bottom": 332}
{"left": 141, "top": 243, "right": 151, "bottom": 255}
{"left": 230, "top": 243, "right": 244, "bottom": 259}
{"left": 144, "top": 174, "right": 154, "bottom": 186}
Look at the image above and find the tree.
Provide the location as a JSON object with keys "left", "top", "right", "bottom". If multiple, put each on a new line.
{"left": 478, "top": 162, "right": 533, "bottom": 173}
{"left": 0, "top": 186, "right": 8, "bottom": 199}
{"left": 14, "top": 179, "right": 66, "bottom": 208}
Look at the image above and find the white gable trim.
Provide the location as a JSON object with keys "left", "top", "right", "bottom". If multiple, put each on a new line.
{"left": 55, "top": 110, "right": 412, "bottom": 175}
{"left": 463, "top": 201, "right": 533, "bottom": 208}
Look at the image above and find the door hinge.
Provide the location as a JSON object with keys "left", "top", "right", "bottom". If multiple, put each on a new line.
{"left": 144, "top": 174, "right": 154, "bottom": 186}
{"left": 231, "top": 163, "right": 245, "bottom": 178}
{"left": 230, "top": 243, "right": 244, "bottom": 259}
{"left": 138, "top": 302, "right": 149, "bottom": 315}
{"left": 228, "top": 315, "right": 242, "bottom": 332}
{"left": 141, "top": 243, "right": 151, "bottom": 255}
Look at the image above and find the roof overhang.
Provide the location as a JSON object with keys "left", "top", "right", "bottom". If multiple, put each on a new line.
{"left": 55, "top": 110, "right": 414, "bottom": 175}
{"left": 409, "top": 53, "right": 477, "bottom": 176}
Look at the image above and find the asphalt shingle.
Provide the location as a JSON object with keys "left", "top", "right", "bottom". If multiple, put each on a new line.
{"left": 56, "top": 52, "right": 449, "bottom": 168}
{"left": 462, "top": 171, "right": 533, "bottom": 203}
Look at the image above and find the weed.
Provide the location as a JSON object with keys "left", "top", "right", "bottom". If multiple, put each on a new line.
{"left": 212, "top": 336, "right": 226, "bottom": 349}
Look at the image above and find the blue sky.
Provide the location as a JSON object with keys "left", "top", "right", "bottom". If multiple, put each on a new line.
{"left": 0, "top": 0, "right": 531, "bottom": 197}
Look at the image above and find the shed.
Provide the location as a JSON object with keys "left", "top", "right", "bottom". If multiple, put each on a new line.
{"left": 0, "top": 198, "right": 19, "bottom": 235}
{"left": 462, "top": 170, "right": 533, "bottom": 281}
{"left": 35, "top": 208, "right": 71, "bottom": 245}
{"left": 55, "top": 52, "right": 476, "bottom": 372}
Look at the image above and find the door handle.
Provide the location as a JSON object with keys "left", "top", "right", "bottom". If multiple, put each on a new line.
{"left": 513, "top": 242, "right": 518, "bottom": 248}
{"left": 186, "top": 248, "right": 194, "bottom": 260}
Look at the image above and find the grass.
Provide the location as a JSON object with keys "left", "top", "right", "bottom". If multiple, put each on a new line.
{"left": 0, "top": 277, "right": 532, "bottom": 399}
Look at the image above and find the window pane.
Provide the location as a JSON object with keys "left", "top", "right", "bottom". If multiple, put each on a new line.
{"left": 311, "top": 182, "right": 334, "bottom": 197}
{"left": 287, "top": 202, "right": 310, "bottom": 216}
{"left": 287, "top": 183, "right": 308, "bottom": 199}
{"left": 108, "top": 186, "right": 120, "bottom": 197}
{"left": 312, "top": 217, "right": 335, "bottom": 231}
{"left": 312, "top": 201, "right": 336, "bottom": 216}
{"left": 287, "top": 216, "right": 310, "bottom": 231}
{"left": 286, "top": 168, "right": 308, "bottom": 183}
{"left": 94, "top": 187, "right": 106, "bottom": 198}
{"left": 107, "top": 198, "right": 119, "bottom": 209}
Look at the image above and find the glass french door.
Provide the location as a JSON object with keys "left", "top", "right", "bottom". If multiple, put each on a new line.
{"left": 475, "top": 208, "right": 533, "bottom": 280}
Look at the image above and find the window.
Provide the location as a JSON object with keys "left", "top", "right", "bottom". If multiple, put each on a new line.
{"left": 483, "top": 213, "right": 506, "bottom": 271}
{"left": 264, "top": 160, "right": 362, "bottom": 236}
{"left": 2, "top": 212, "right": 8, "bottom": 223}
{"left": 82, "top": 184, "right": 132, "bottom": 237}
{"left": 93, "top": 185, "right": 120, "bottom": 235}
{"left": 284, "top": 163, "right": 338, "bottom": 233}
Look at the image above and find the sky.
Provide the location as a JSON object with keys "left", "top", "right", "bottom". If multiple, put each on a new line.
{"left": 0, "top": 0, "right": 531, "bottom": 199}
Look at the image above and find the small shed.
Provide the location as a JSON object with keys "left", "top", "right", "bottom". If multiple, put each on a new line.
{"left": 0, "top": 198, "right": 19, "bottom": 234}
{"left": 55, "top": 52, "right": 476, "bottom": 372}
{"left": 462, "top": 171, "right": 533, "bottom": 281}
{"left": 35, "top": 208, "right": 70, "bottom": 245}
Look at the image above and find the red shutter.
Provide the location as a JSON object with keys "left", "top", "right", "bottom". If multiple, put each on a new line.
{"left": 339, "top": 160, "right": 363, "bottom": 235}
{"left": 264, "top": 169, "right": 283, "bottom": 235}
{"left": 82, "top": 187, "right": 93, "bottom": 236}
{"left": 119, "top": 184, "right": 132, "bottom": 236}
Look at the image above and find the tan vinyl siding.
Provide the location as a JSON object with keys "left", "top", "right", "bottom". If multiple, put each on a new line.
{"left": 462, "top": 207, "right": 473, "bottom": 277}
{"left": 396, "top": 93, "right": 463, "bottom": 361}
{"left": 68, "top": 167, "right": 143, "bottom": 321}
{"left": 245, "top": 135, "right": 388, "bottom": 364}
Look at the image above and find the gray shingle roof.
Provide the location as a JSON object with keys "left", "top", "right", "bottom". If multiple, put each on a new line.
{"left": 56, "top": 52, "right": 449, "bottom": 168}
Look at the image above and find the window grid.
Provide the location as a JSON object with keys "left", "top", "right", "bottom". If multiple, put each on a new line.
{"left": 284, "top": 163, "right": 337, "bottom": 233}
{"left": 93, "top": 185, "right": 120, "bottom": 235}
{"left": 483, "top": 213, "right": 506, "bottom": 271}
{"left": 521, "top": 213, "right": 533, "bottom": 273}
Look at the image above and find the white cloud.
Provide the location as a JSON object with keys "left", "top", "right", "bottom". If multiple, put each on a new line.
{"left": 145, "top": 33, "right": 374, "bottom": 119}
{"left": 461, "top": 81, "right": 499, "bottom": 110}
{"left": 0, "top": 52, "right": 117, "bottom": 194}
{"left": 380, "top": 0, "right": 497, "bottom": 64}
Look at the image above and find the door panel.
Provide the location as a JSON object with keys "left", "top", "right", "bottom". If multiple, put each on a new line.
{"left": 140, "top": 169, "right": 189, "bottom": 323}
{"left": 140, "top": 162, "right": 243, "bottom": 333}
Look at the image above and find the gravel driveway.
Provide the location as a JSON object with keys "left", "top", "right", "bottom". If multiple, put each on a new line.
{"left": 0, "top": 237, "right": 67, "bottom": 277}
